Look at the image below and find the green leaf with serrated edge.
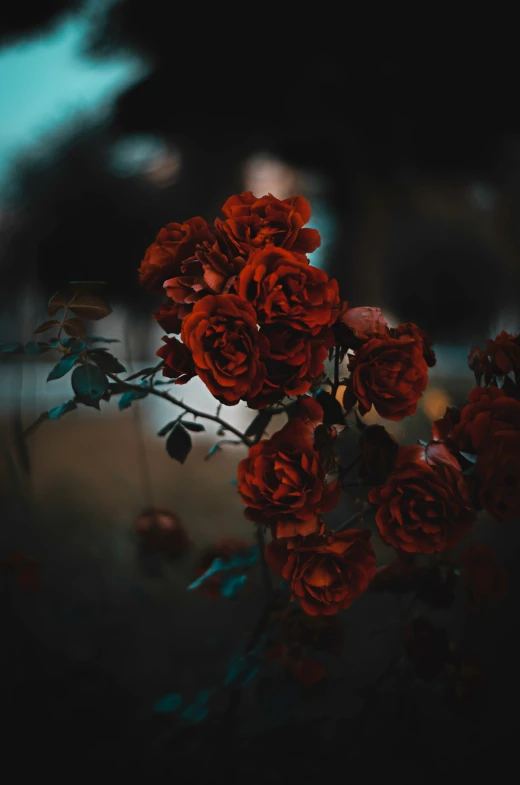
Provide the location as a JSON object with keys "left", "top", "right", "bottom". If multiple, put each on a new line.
{"left": 182, "top": 421, "right": 205, "bottom": 432}
{"left": 34, "top": 320, "right": 60, "bottom": 334}
{"left": 62, "top": 317, "right": 86, "bottom": 337}
{"left": 47, "top": 353, "right": 82, "bottom": 381}
{"left": 204, "top": 443, "right": 222, "bottom": 461}
{"left": 47, "top": 290, "right": 69, "bottom": 317}
{"left": 220, "top": 573, "right": 247, "bottom": 598}
{"left": 61, "top": 338, "right": 87, "bottom": 352}
{"left": 85, "top": 336, "right": 120, "bottom": 343}
{"left": 71, "top": 364, "right": 108, "bottom": 401}
{"left": 119, "top": 389, "right": 147, "bottom": 410}
{"left": 48, "top": 400, "right": 78, "bottom": 420}
{"left": 68, "top": 292, "right": 112, "bottom": 321}
{"left": 0, "top": 343, "right": 23, "bottom": 353}
{"left": 166, "top": 423, "right": 192, "bottom": 464}
{"left": 88, "top": 349, "right": 126, "bottom": 374}
{"left": 24, "top": 342, "right": 51, "bottom": 356}
{"left": 157, "top": 420, "right": 178, "bottom": 437}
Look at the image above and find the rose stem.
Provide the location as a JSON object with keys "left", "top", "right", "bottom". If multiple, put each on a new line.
{"left": 335, "top": 503, "right": 372, "bottom": 533}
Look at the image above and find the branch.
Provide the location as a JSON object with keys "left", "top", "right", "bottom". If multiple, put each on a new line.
{"left": 23, "top": 413, "right": 49, "bottom": 438}
{"left": 105, "top": 372, "right": 252, "bottom": 447}
{"left": 335, "top": 503, "right": 372, "bottom": 533}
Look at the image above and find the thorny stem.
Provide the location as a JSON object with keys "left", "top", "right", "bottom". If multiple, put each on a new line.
{"left": 23, "top": 368, "right": 254, "bottom": 448}
{"left": 105, "top": 372, "right": 253, "bottom": 447}
{"left": 335, "top": 503, "right": 372, "bottom": 533}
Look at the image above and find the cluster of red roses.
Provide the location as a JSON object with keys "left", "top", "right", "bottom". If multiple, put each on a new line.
{"left": 139, "top": 192, "right": 339, "bottom": 408}
{"left": 139, "top": 192, "right": 519, "bottom": 620}
{"left": 237, "top": 396, "right": 377, "bottom": 616}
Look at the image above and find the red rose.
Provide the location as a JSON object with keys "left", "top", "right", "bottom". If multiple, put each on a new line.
{"left": 153, "top": 302, "right": 183, "bottom": 334}
{"left": 460, "top": 543, "right": 507, "bottom": 607}
{"left": 480, "top": 331, "right": 520, "bottom": 379}
{"left": 180, "top": 294, "right": 268, "bottom": 406}
{"left": 347, "top": 333, "right": 429, "bottom": 421}
{"left": 139, "top": 217, "right": 213, "bottom": 294}
{"left": 336, "top": 305, "right": 389, "bottom": 350}
{"left": 238, "top": 246, "right": 339, "bottom": 335}
{"left": 135, "top": 507, "right": 191, "bottom": 558}
{"left": 369, "top": 444, "right": 475, "bottom": 554}
{"left": 266, "top": 529, "right": 376, "bottom": 616}
{"left": 237, "top": 414, "right": 340, "bottom": 542}
{"left": 247, "top": 325, "right": 334, "bottom": 408}
{"left": 194, "top": 538, "right": 253, "bottom": 599}
{"left": 392, "top": 322, "right": 436, "bottom": 368}
{"left": 216, "top": 191, "right": 321, "bottom": 256}
{"left": 156, "top": 336, "right": 195, "bottom": 383}
{"left": 162, "top": 238, "right": 246, "bottom": 324}
{"left": 450, "top": 387, "right": 520, "bottom": 521}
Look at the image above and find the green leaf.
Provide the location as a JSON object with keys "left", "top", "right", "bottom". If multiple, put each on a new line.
{"left": 48, "top": 400, "right": 78, "bottom": 420}
{"left": 88, "top": 349, "right": 126, "bottom": 374}
{"left": 68, "top": 291, "right": 112, "bottom": 321}
{"left": 62, "top": 338, "right": 87, "bottom": 352}
{"left": 157, "top": 420, "right": 178, "bottom": 437}
{"left": 245, "top": 410, "right": 272, "bottom": 439}
{"left": 225, "top": 653, "right": 260, "bottom": 687}
{"left": 118, "top": 389, "right": 148, "bottom": 410}
{"left": 62, "top": 317, "right": 86, "bottom": 337}
{"left": 316, "top": 389, "right": 344, "bottom": 426}
{"left": 24, "top": 341, "right": 51, "bottom": 356}
{"left": 186, "top": 547, "right": 259, "bottom": 591}
{"left": 34, "top": 320, "right": 60, "bottom": 334}
{"left": 86, "top": 336, "right": 120, "bottom": 343}
{"left": 47, "top": 289, "right": 69, "bottom": 317}
{"left": 220, "top": 573, "right": 247, "bottom": 598}
{"left": 0, "top": 342, "right": 23, "bottom": 353}
{"left": 47, "top": 352, "right": 82, "bottom": 381}
{"left": 204, "top": 443, "right": 223, "bottom": 461}
{"left": 181, "top": 690, "right": 215, "bottom": 724}
{"left": 71, "top": 364, "right": 108, "bottom": 401}
{"left": 166, "top": 423, "right": 192, "bottom": 464}
{"left": 182, "top": 421, "right": 205, "bottom": 432}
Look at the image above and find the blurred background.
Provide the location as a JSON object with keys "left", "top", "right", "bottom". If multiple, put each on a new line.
{"left": 1, "top": 3, "right": 520, "bottom": 780}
